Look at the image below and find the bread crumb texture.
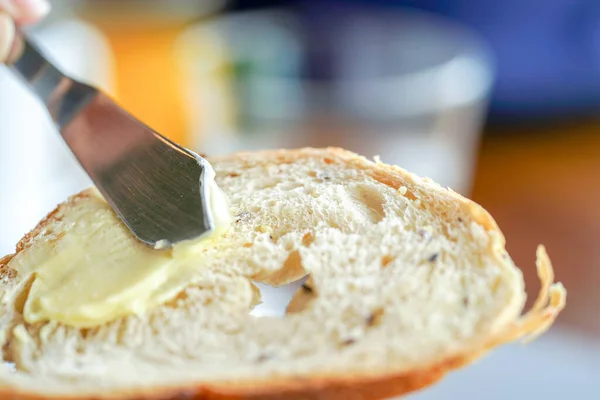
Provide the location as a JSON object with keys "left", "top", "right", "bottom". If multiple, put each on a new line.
{"left": 0, "top": 148, "right": 565, "bottom": 400}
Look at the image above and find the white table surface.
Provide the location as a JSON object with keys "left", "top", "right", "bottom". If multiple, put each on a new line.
{"left": 408, "top": 327, "right": 599, "bottom": 400}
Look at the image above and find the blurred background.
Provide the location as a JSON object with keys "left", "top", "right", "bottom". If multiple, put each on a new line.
{"left": 0, "top": 0, "right": 598, "bottom": 398}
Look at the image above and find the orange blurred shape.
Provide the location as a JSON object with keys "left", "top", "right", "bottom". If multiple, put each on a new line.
{"left": 101, "top": 25, "right": 191, "bottom": 147}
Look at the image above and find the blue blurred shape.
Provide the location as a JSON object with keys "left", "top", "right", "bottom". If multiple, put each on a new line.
{"left": 297, "top": 0, "right": 600, "bottom": 119}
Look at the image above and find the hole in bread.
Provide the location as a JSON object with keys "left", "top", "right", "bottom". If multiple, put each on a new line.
{"left": 346, "top": 184, "right": 386, "bottom": 224}
{"left": 250, "top": 250, "right": 310, "bottom": 317}
{"left": 252, "top": 250, "right": 305, "bottom": 287}
{"left": 249, "top": 230, "right": 320, "bottom": 317}
{"left": 251, "top": 277, "right": 308, "bottom": 317}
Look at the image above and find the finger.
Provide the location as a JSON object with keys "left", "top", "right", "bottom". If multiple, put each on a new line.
{"left": 6, "top": 31, "right": 22, "bottom": 63}
{"left": 0, "top": 0, "right": 50, "bottom": 25}
{"left": 0, "top": 11, "right": 15, "bottom": 63}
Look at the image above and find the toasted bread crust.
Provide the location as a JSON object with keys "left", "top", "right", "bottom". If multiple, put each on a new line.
{"left": 0, "top": 148, "right": 565, "bottom": 400}
{"left": 0, "top": 353, "right": 473, "bottom": 400}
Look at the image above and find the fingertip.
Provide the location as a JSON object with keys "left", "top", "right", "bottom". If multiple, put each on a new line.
{"left": 0, "top": 11, "right": 16, "bottom": 63}
{"left": 6, "top": 31, "right": 22, "bottom": 63}
{"left": 2, "top": 0, "right": 50, "bottom": 24}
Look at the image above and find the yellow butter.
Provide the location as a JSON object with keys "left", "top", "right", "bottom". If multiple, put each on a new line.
{"left": 12, "top": 171, "right": 232, "bottom": 328}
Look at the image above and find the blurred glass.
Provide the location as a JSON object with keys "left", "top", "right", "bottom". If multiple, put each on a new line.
{"left": 178, "top": 5, "right": 494, "bottom": 194}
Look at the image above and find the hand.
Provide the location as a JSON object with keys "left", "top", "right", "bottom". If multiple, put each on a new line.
{"left": 0, "top": 0, "right": 50, "bottom": 63}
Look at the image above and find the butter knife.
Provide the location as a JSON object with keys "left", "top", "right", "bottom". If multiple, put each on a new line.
{"left": 8, "top": 36, "right": 216, "bottom": 248}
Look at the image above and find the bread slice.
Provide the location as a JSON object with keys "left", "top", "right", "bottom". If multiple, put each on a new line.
{"left": 0, "top": 147, "right": 565, "bottom": 400}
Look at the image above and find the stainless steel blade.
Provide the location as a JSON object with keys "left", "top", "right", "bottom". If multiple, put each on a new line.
{"left": 8, "top": 36, "right": 215, "bottom": 247}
